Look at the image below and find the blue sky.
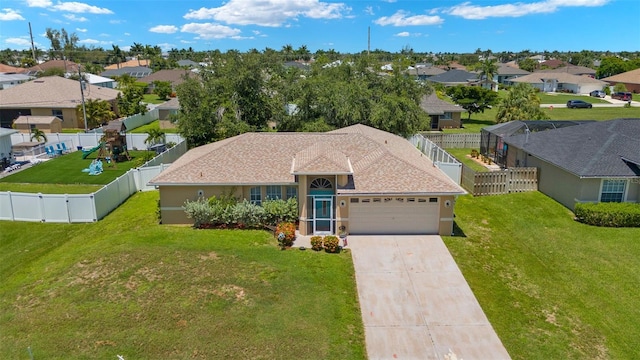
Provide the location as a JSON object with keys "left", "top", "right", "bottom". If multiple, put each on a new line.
{"left": 1, "top": 0, "right": 639, "bottom": 54}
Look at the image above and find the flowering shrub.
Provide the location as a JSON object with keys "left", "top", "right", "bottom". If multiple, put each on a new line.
{"left": 323, "top": 235, "right": 340, "bottom": 253}
{"left": 310, "top": 236, "right": 324, "bottom": 251}
{"left": 276, "top": 222, "right": 296, "bottom": 249}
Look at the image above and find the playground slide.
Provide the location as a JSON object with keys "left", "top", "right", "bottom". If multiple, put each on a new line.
{"left": 81, "top": 142, "right": 104, "bottom": 159}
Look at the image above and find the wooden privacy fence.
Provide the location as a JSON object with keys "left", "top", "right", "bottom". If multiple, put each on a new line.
{"left": 419, "top": 133, "right": 481, "bottom": 149}
{"left": 461, "top": 165, "right": 538, "bottom": 196}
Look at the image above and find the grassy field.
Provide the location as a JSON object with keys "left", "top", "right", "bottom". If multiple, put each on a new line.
{"left": 129, "top": 120, "right": 177, "bottom": 134}
{"left": 0, "top": 191, "right": 365, "bottom": 359}
{"left": 444, "top": 148, "right": 489, "bottom": 172}
{"left": 0, "top": 150, "right": 148, "bottom": 187}
{"left": 142, "top": 94, "right": 168, "bottom": 105}
{"left": 445, "top": 192, "right": 640, "bottom": 359}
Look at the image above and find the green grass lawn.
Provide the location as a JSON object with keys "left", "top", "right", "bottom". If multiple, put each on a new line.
{"left": 0, "top": 191, "right": 365, "bottom": 359}
{"left": 129, "top": 120, "right": 177, "bottom": 134}
{"left": 0, "top": 183, "right": 101, "bottom": 194}
{"left": 445, "top": 148, "right": 489, "bottom": 172}
{"left": 536, "top": 93, "right": 609, "bottom": 105}
{"left": 142, "top": 94, "right": 168, "bottom": 104}
{"left": 0, "top": 150, "right": 148, "bottom": 187}
{"left": 445, "top": 192, "right": 640, "bottom": 359}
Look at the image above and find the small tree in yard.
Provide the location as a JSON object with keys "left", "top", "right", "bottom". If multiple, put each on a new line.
{"left": 495, "top": 83, "right": 549, "bottom": 123}
{"left": 153, "top": 80, "right": 172, "bottom": 100}
{"left": 446, "top": 85, "right": 499, "bottom": 121}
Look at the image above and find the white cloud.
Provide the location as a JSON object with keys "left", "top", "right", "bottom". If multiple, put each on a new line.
{"left": 76, "top": 27, "right": 87, "bottom": 32}
{"left": 149, "top": 25, "right": 178, "bottom": 34}
{"left": 180, "top": 22, "right": 242, "bottom": 39}
{"left": 157, "top": 43, "right": 175, "bottom": 51}
{"left": 395, "top": 31, "right": 410, "bottom": 37}
{"left": 0, "top": 8, "right": 25, "bottom": 21}
{"left": 374, "top": 10, "right": 443, "bottom": 26}
{"left": 26, "top": 0, "right": 53, "bottom": 7}
{"left": 110, "top": 19, "right": 123, "bottom": 24}
{"left": 364, "top": 6, "right": 374, "bottom": 16}
{"left": 52, "top": 2, "right": 113, "bottom": 14}
{"left": 78, "top": 38, "right": 101, "bottom": 44}
{"left": 184, "top": 0, "right": 350, "bottom": 27}
{"left": 5, "top": 37, "right": 33, "bottom": 47}
{"left": 64, "top": 14, "right": 88, "bottom": 22}
{"left": 443, "top": 0, "right": 610, "bottom": 20}
{"left": 124, "top": 32, "right": 130, "bottom": 36}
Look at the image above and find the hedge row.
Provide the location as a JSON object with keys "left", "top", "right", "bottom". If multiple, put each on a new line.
{"left": 574, "top": 202, "right": 640, "bottom": 227}
{"left": 184, "top": 197, "right": 298, "bottom": 229}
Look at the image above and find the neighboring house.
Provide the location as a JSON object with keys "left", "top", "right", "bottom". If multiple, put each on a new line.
{"left": 488, "top": 119, "right": 640, "bottom": 210}
{"left": 407, "top": 66, "right": 446, "bottom": 81}
{"left": 0, "top": 73, "right": 33, "bottom": 89}
{"left": 427, "top": 69, "right": 479, "bottom": 87}
{"left": 0, "top": 76, "right": 121, "bottom": 129}
{"left": 84, "top": 73, "right": 117, "bottom": 89}
{"left": 104, "top": 59, "right": 150, "bottom": 70}
{"left": 419, "top": 93, "right": 464, "bottom": 130}
{"left": 138, "top": 69, "right": 195, "bottom": 93}
{"left": 149, "top": 124, "right": 466, "bottom": 236}
{"left": 507, "top": 72, "right": 607, "bottom": 94}
{"left": 539, "top": 65, "right": 596, "bottom": 77}
{"left": 13, "top": 115, "right": 63, "bottom": 134}
{"left": 0, "top": 127, "right": 18, "bottom": 165}
{"left": 538, "top": 59, "right": 566, "bottom": 69}
{"left": 177, "top": 59, "right": 199, "bottom": 68}
{"left": 24, "top": 59, "right": 80, "bottom": 76}
{"left": 157, "top": 97, "right": 179, "bottom": 129}
{"left": 602, "top": 68, "right": 640, "bottom": 93}
{"left": 495, "top": 64, "right": 530, "bottom": 84}
{"left": 284, "top": 61, "right": 311, "bottom": 70}
{"left": 0, "top": 63, "right": 25, "bottom": 73}
{"left": 101, "top": 66, "right": 152, "bottom": 79}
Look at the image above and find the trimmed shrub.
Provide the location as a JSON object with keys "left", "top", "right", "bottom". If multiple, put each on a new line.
{"left": 310, "top": 236, "right": 324, "bottom": 251}
{"left": 323, "top": 235, "right": 340, "bottom": 253}
{"left": 183, "top": 198, "right": 214, "bottom": 228}
{"left": 574, "top": 202, "right": 640, "bottom": 227}
{"left": 263, "top": 198, "right": 298, "bottom": 225}
{"left": 276, "top": 222, "right": 296, "bottom": 249}
{"left": 231, "top": 200, "right": 266, "bottom": 228}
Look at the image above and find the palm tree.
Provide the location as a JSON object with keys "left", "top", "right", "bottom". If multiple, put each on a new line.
{"left": 144, "top": 128, "right": 165, "bottom": 147}
{"left": 281, "top": 44, "right": 294, "bottom": 61}
{"left": 30, "top": 128, "right": 47, "bottom": 143}
{"left": 78, "top": 99, "right": 116, "bottom": 129}
{"left": 131, "top": 42, "right": 144, "bottom": 66}
{"left": 108, "top": 45, "right": 126, "bottom": 68}
{"left": 478, "top": 58, "right": 499, "bottom": 91}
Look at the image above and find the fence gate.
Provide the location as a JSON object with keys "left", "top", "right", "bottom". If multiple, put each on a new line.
{"left": 461, "top": 165, "right": 537, "bottom": 196}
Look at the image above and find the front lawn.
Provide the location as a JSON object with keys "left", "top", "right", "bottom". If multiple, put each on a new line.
{"left": 0, "top": 150, "right": 149, "bottom": 186}
{"left": 0, "top": 191, "right": 365, "bottom": 359}
{"left": 445, "top": 192, "right": 640, "bottom": 359}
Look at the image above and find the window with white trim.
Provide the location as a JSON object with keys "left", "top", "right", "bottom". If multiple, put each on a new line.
{"left": 250, "top": 186, "right": 262, "bottom": 205}
{"left": 286, "top": 186, "right": 297, "bottom": 199}
{"left": 266, "top": 185, "right": 282, "bottom": 200}
{"left": 601, "top": 179, "right": 626, "bottom": 202}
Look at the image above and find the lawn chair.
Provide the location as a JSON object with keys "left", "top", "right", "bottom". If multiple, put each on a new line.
{"left": 45, "top": 146, "right": 55, "bottom": 157}
{"left": 60, "top": 142, "right": 69, "bottom": 153}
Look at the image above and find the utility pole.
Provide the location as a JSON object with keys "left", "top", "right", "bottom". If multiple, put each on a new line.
{"left": 367, "top": 26, "right": 370, "bottom": 56}
{"left": 78, "top": 65, "right": 88, "bottom": 132}
{"left": 28, "top": 22, "right": 36, "bottom": 61}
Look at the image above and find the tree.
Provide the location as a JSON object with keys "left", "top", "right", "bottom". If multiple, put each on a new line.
{"left": 518, "top": 58, "right": 538, "bottom": 72}
{"left": 144, "top": 128, "right": 166, "bottom": 146}
{"left": 116, "top": 74, "right": 146, "bottom": 116}
{"left": 152, "top": 80, "right": 172, "bottom": 100}
{"left": 78, "top": 99, "right": 116, "bottom": 129}
{"left": 446, "top": 85, "right": 499, "bottom": 121}
{"left": 131, "top": 42, "right": 144, "bottom": 66}
{"left": 37, "top": 68, "right": 65, "bottom": 78}
{"left": 108, "top": 45, "right": 126, "bottom": 68}
{"left": 495, "top": 83, "right": 549, "bottom": 123}
{"left": 596, "top": 56, "right": 627, "bottom": 78}
{"left": 30, "top": 128, "right": 47, "bottom": 143}
{"left": 478, "top": 58, "right": 499, "bottom": 90}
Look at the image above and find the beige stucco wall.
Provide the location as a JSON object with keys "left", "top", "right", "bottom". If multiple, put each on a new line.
{"left": 438, "top": 112, "right": 463, "bottom": 129}
{"left": 438, "top": 195, "right": 456, "bottom": 236}
{"left": 30, "top": 108, "right": 79, "bottom": 129}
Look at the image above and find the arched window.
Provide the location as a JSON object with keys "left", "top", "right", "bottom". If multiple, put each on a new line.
{"left": 310, "top": 178, "right": 332, "bottom": 189}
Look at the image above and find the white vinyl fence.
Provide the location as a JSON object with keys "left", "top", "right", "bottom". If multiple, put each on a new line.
{"left": 11, "top": 132, "right": 184, "bottom": 153}
{"left": 410, "top": 134, "right": 462, "bottom": 185}
{"left": 0, "top": 141, "right": 185, "bottom": 223}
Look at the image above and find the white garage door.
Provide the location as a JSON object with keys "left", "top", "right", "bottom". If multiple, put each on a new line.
{"left": 348, "top": 197, "right": 440, "bottom": 235}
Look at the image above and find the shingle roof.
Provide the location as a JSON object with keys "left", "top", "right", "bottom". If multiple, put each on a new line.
{"left": 104, "top": 59, "right": 150, "bottom": 70}
{"left": 427, "top": 69, "right": 478, "bottom": 84}
{"left": 509, "top": 72, "right": 607, "bottom": 86}
{"left": 24, "top": 60, "right": 79, "bottom": 75}
{"left": 0, "top": 63, "right": 25, "bottom": 73}
{"left": 101, "top": 66, "right": 152, "bottom": 78}
{"left": 539, "top": 65, "right": 596, "bottom": 76}
{"left": 419, "top": 93, "right": 463, "bottom": 115}
{"left": 138, "top": 69, "right": 195, "bottom": 85}
{"left": 503, "top": 119, "right": 640, "bottom": 177}
{"left": 150, "top": 124, "right": 465, "bottom": 195}
{"left": 602, "top": 68, "right": 640, "bottom": 85}
{"left": 157, "top": 97, "right": 180, "bottom": 110}
{"left": 496, "top": 64, "right": 530, "bottom": 76}
{"left": 0, "top": 76, "right": 120, "bottom": 109}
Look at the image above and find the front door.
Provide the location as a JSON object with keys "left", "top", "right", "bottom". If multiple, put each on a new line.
{"left": 314, "top": 197, "right": 333, "bottom": 234}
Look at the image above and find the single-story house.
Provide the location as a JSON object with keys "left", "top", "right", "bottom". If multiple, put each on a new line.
{"left": 602, "top": 68, "right": 640, "bottom": 94}
{"left": 177, "top": 59, "right": 200, "bottom": 68}
{"left": 149, "top": 124, "right": 466, "bottom": 236}
{"left": 138, "top": 69, "right": 195, "bottom": 93}
{"left": 419, "top": 93, "right": 464, "bottom": 130}
{"left": 407, "top": 66, "right": 446, "bottom": 81}
{"left": 0, "top": 73, "right": 33, "bottom": 90}
{"left": 494, "top": 119, "right": 640, "bottom": 209}
{"left": 495, "top": 64, "right": 530, "bottom": 84}
{"left": 157, "top": 97, "right": 179, "bottom": 129}
{"left": 507, "top": 72, "right": 607, "bottom": 94}
{"left": 0, "top": 63, "right": 25, "bottom": 73}
{"left": 0, "top": 127, "right": 18, "bottom": 165}
{"left": 13, "top": 115, "right": 63, "bottom": 133}
{"left": 0, "top": 76, "right": 121, "bottom": 129}
{"left": 104, "top": 59, "right": 150, "bottom": 70}
{"left": 101, "top": 66, "right": 152, "bottom": 79}
{"left": 541, "top": 65, "right": 596, "bottom": 77}
{"left": 23, "top": 60, "right": 80, "bottom": 76}
{"left": 427, "top": 69, "right": 479, "bottom": 87}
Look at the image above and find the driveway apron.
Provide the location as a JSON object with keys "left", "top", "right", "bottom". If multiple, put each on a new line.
{"left": 349, "top": 235, "right": 510, "bottom": 360}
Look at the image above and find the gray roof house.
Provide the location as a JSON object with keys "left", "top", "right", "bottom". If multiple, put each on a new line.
{"left": 177, "top": 59, "right": 200, "bottom": 68}
{"left": 507, "top": 72, "right": 607, "bottom": 95}
{"left": 101, "top": 66, "right": 152, "bottom": 79}
{"left": 498, "top": 119, "right": 640, "bottom": 209}
{"left": 495, "top": 64, "right": 530, "bottom": 84}
{"left": 419, "top": 93, "right": 464, "bottom": 130}
{"left": 427, "top": 69, "right": 479, "bottom": 87}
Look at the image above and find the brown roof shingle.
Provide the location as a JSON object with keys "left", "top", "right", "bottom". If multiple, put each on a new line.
{"left": 151, "top": 124, "right": 465, "bottom": 195}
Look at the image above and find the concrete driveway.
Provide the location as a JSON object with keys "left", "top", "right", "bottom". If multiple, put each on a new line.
{"left": 348, "top": 235, "right": 510, "bottom": 360}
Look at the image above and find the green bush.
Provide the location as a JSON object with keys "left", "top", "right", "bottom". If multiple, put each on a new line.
{"left": 310, "top": 236, "right": 324, "bottom": 251}
{"left": 323, "top": 235, "right": 340, "bottom": 253}
{"left": 231, "top": 200, "right": 266, "bottom": 228}
{"left": 183, "top": 198, "right": 214, "bottom": 228}
{"left": 262, "top": 198, "right": 298, "bottom": 225}
{"left": 574, "top": 202, "right": 640, "bottom": 227}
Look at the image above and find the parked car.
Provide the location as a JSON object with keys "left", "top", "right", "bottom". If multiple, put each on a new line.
{"left": 589, "top": 90, "right": 605, "bottom": 98}
{"left": 611, "top": 92, "right": 632, "bottom": 101}
{"left": 566, "top": 100, "right": 593, "bottom": 109}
